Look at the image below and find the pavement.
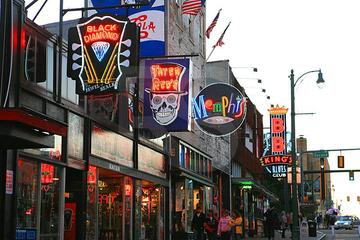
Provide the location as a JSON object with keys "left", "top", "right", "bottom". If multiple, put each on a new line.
{"left": 249, "top": 229, "right": 326, "bottom": 240}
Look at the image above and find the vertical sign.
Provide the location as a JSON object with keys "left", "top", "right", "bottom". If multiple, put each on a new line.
{"left": 88, "top": 0, "right": 165, "bottom": 57}
{"left": 261, "top": 105, "right": 289, "bottom": 178}
{"left": 143, "top": 58, "right": 192, "bottom": 131}
{"left": 67, "top": 14, "right": 139, "bottom": 94}
{"left": 269, "top": 106, "right": 288, "bottom": 154}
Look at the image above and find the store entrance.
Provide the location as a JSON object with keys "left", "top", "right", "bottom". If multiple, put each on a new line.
{"left": 135, "top": 180, "right": 164, "bottom": 240}
{"left": 64, "top": 168, "right": 84, "bottom": 240}
{"left": 98, "top": 168, "right": 132, "bottom": 240}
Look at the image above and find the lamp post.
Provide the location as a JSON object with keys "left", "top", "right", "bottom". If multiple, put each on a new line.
{"left": 289, "top": 69, "right": 325, "bottom": 240}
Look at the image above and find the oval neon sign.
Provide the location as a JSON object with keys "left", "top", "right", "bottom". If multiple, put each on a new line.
{"left": 193, "top": 83, "right": 247, "bottom": 136}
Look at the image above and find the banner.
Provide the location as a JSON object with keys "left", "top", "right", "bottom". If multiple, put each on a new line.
{"left": 89, "top": 0, "right": 165, "bottom": 57}
{"left": 143, "top": 59, "right": 192, "bottom": 132}
{"left": 67, "top": 14, "right": 139, "bottom": 94}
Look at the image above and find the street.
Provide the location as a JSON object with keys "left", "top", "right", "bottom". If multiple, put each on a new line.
{"left": 321, "top": 228, "right": 360, "bottom": 239}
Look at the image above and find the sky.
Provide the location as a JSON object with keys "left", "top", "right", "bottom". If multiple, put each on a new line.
{"left": 206, "top": 0, "right": 360, "bottom": 214}
{"left": 24, "top": 0, "right": 360, "bottom": 214}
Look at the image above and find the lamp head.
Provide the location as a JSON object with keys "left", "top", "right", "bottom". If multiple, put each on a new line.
{"left": 316, "top": 70, "right": 325, "bottom": 88}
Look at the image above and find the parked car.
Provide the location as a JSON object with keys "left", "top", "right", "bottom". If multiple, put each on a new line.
{"left": 351, "top": 216, "right": 360, "bottom": 226}
{"left": 334, "top": 216, "right": 354, "bottom": 230}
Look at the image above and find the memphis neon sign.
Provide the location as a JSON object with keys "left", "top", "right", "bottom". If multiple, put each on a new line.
{"left": 193, "top": 83, "right": 247, "bottom": 136}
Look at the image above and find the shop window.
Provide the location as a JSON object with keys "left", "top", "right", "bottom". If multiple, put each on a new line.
{"left": 195, "top": 153, "right": 200, "bottom": 174}
{"left": 208, "top": 160, "right": 212, "bottom": 178}
{"left": 174, "top": 180, "right": 186, "bottom": 234}
{"left": 36, "top": 42, "right": 54, "bottom": 92}
{"left": 40, "top": 163, "right": 61, "bottom": 239}
{"left": 185, "top": 147, "right": 190, "bottom": 169}
{"left": 138, "top": 144, "right": 166, "bottom": 178}
{"left": 190, "top": 150, "right": 195, "bottom": 171}
{"left": 199, "top": 155, "right": 205, "bottom": 175}
{"left": 61, "top": 52, "right": 79, "bottom": 104}
{"left": 204, "top": 158, "right": 208, "bottom": 177}
{"left": 185, "top": 179, "right": 194, "bottom": 232}
{"left": 17, "top": 159, "right": 38, "bottom": 230}
{"left": 86, "top": 166, "right": 97, "bottom": 240}
{"left": 24, "top": 135, "right": 63, "bottom": 161}
{"left": 179, "top": 144, "right": 185, "bottom": 168}
{"left": 68, "top": 112, "right": 84, "bottom": 161}
{"left": 134, "top": 180, "right": 165, "bottom": 240}
{"left": 24, "top": 33, "right": 47, "bottom": 83}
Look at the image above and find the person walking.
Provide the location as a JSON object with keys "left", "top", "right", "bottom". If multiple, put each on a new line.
{"left": 264, "top": 203, "right": 278, "bottom": 240}
{"left": 191, "top": 206, "right": 206, "bottom": 240}
{"left": 280, "top": 211, "right": 288, "bottom": 238}
{"left": 217, "top": 210, "right": 233, "bottom": 240}
{"left": 232, "top": 211, "right": 243, "bottom": 240}
{"left": 204, "top": 210, "right": 218, "bottom": 240}
{"left": 316, "top": 213, "right": 322, "bottom": 229}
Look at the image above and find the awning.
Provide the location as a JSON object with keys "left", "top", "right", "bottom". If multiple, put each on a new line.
{"left": 0, "top": 108, "right": 67, "bottom": 149}
{"left": 232, "top": 177, "right": 279, "bottom": 202}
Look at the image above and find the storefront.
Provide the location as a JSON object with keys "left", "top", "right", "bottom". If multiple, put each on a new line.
{"left": 171, "top": 138, "right": 213, "bottom": 236}
{"left": 86, "top": 124, "right": 168, "bottom": 240}
{"left": 232, "top": 178, "right": 278, "bottom": 238}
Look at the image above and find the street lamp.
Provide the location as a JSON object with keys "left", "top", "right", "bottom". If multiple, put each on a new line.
{"left": 289, "top": 69, "right": 324, "bottom": 240}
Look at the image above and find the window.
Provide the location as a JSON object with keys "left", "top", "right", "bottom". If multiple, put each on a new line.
{"left": 358, "top": 196, "right": 360, "bottom": 202}
{"left": 17, "top": 160, "right": 38, "bottom": 230}
{"left": 40, "top": 163, "right": 61, "bottom": 238}
{"left": 347, "top": 196, "right": 350, "bottom": 202}
{"left": 16, "top": 159, "right": 63, "bottom": 240}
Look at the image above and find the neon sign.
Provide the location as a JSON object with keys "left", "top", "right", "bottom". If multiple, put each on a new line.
{"left": 67, "top": 14, "right": 139, "bottom": 94}
{"left": 193, "top": 83, "right": 247, "bottom": 136}
{"left": 260, "top": 155, "right": 292, "bottom": 166}
{"left": 144, "top": 59, "right": 191, "bottom": 132}
{"left": 269, "top": 105, "right": 288, "bottom": 154}
{"left": 83, "top": 24, "right": 120, "bottom": 44}
{"left": 262, "top": 105, "right": 289, "bottom": 178}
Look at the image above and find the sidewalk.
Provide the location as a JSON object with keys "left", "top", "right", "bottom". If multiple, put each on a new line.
{"left": 249, "top": 229, "right": 326, "bottom": 239}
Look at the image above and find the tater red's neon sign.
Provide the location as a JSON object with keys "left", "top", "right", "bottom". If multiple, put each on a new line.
{"left": 150, "top": 64, "right": 182, "bottom": 92}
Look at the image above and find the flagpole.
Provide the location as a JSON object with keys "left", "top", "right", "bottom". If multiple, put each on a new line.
{"left": 206, "top": 46, "right": 216, "bottom": 62}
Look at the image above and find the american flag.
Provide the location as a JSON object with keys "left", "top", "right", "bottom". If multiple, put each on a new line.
{"left": 182, "top": 0, "right": 206, "bottom": 16}
{"left": 213, "top": 22, "right": 231, "bottom": 48}
{"left": 205, "top": 9, "right": 222, "bottom": 39}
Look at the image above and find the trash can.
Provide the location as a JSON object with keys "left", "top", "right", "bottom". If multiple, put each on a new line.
{"left": 308, "top": 220, "right": 317, "bottom": 237}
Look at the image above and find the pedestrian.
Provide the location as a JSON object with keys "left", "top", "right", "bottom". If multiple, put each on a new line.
{"left": 232, "top": 211, "right": 243, "bottom": 240}
{"left": 316, "top": 213, "right": 322, "bottom": 229}
{"left": 280, "top": 211, "right": 287, "bottom": 238}
{"left": 191, "top": 206, "right": 206, "bottom": 240}
{"left": 204, "top": 210, "right": 218, "bottom": 240}
{"left": 286, "top": 212, "right": 292, "bottom": 234}
{"left": 264, "top": 203, "right": 278, "bottom": 240}
{"left": 217, "top": 210, "right": 233, "bottom": 240}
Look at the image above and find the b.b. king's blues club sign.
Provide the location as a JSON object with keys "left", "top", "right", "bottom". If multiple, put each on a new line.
{"left": 261, "top": 105, "right": 291, "bottom": 178}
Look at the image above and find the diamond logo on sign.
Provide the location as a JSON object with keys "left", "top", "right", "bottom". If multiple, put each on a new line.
{"left": 91, "top": 41, "right": 110, "bottom": 62}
